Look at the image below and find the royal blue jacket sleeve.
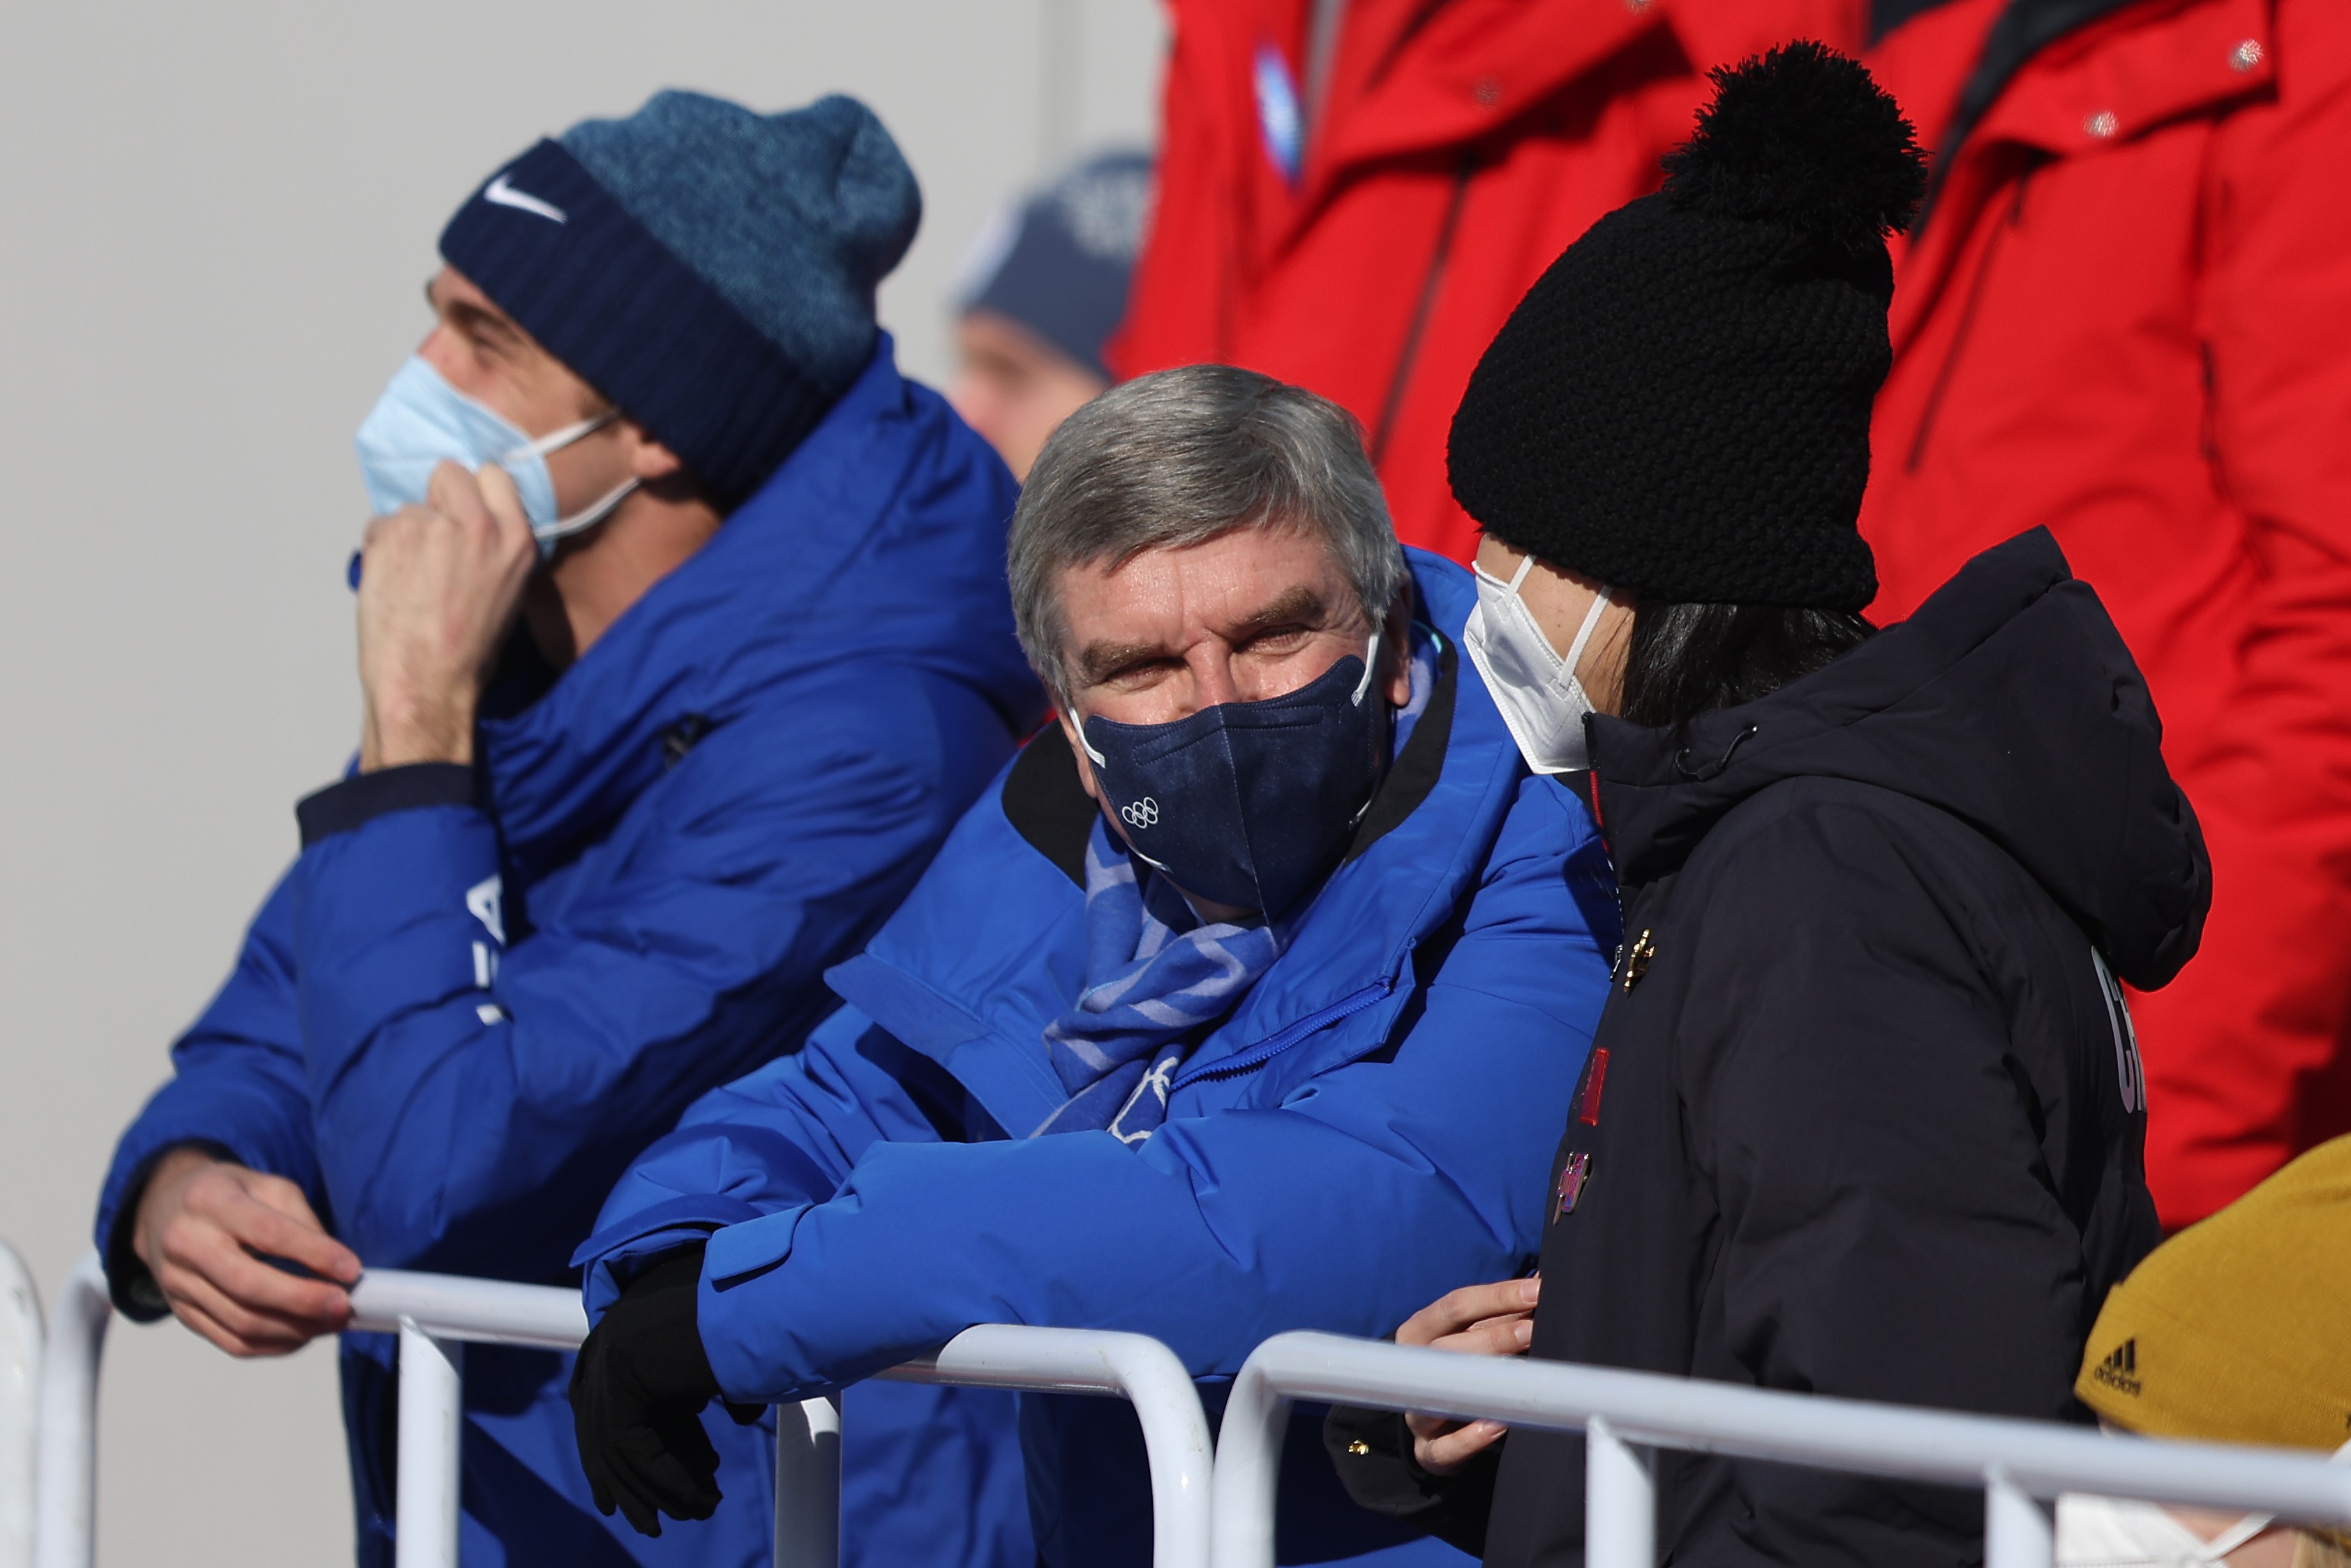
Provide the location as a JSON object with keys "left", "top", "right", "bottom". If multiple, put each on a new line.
{"left": 584, "top": 776, "right": 1612, "bottom": 1400}
{"left": 286, "top": 683, "right": 994, "bottom": 1279}
{"left": 573, "top": 1000, "right": 982, "bottom": 1317}
{"left": 93, "top": 869, "right": 325, "bottom": 1317}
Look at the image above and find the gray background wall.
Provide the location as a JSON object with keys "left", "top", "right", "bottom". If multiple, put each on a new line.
{"left": 0, "top": 3, "right": 1163, "bottom": 1559}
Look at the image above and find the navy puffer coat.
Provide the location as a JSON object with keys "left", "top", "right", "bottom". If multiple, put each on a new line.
{"left": 1334, "top": 528, "right": 2207, "bottom": 1567}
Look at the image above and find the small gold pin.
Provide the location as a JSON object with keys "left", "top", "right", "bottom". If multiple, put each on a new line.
{"left": 1620, "top": 929, "right": 1655, "bottom": 990}
{"left": 1346, "top": 1440, "right": 1371, "bottom": 1456}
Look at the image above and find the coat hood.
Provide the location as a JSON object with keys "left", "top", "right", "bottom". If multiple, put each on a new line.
{"left": 475, "top": 335, "right": 1043, "bottom": 877}
{"left": 1589, "top": 528, "right": 2209, "bottom": 989}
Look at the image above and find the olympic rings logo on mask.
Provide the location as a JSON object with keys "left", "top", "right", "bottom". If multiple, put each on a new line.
{"left": 1121, "top": 797, "right": 1162, "bottom": 829}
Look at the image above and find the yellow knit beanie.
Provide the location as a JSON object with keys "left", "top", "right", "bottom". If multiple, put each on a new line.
{"left": 2077, "top": 1135, "right": 2351, "bottom": 1451}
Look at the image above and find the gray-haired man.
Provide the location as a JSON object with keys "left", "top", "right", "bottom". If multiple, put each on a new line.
{"left": 567, "top": 365, "right": 1620, "bottom": 1566}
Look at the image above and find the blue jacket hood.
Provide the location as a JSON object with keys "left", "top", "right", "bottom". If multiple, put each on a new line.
{"left": 479, "top": 335, "right": 1042, "bottom": 877}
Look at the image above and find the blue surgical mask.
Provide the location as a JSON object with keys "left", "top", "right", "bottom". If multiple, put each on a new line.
{"left": 1080, "top": 635, "right": 1388, "bottom": 918}
{"left": 353, "top": 355, "right": 636, "bottom": 555}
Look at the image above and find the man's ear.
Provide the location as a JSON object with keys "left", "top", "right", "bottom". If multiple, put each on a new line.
{"left": 618, "top": 417, "right": 688, "bottom": 483}
{"left": 1381, "top": 589, "right": 1415, "bottom": 708}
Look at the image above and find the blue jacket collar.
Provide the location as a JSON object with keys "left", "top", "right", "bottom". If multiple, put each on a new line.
{"left": 475, "top": 337, "right": 1036, "bottom": 878}
{"left": 826, "top": 550, "right": 1528, "bottom": 1137}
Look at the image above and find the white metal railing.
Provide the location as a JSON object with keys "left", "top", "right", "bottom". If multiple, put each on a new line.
{"left": 1, "top": 1244, "right": 41, "bottom": 1568}
{"left": 31, "top": 1257, "right": 103, "bottom": 1568}
{"left": 27, "top": 1249, "right": 1212, "bottom": 1568}
{"left": 880, "top": 1327, "right": 1212, "bottom": 1568}
{"left": 31, "top": 1250, "right": 2350, "bottom": 1568}
{"left": 1209, "top": 1331, "right": 2351, "bottom": 1568}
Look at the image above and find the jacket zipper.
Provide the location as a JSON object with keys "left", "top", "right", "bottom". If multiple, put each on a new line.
{"left": 1904, "top": 170, "right": 2031, "bottom": 473}
{"left": 1368, "top": 154, "right": 1475, "bottom": 468}
{"left": 1170, "top": 978, "right": 1394, "bottom": 1091}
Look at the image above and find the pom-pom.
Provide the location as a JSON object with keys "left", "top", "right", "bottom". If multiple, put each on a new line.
{"left": 1660, "top": 40, "right": 1928, "bottom": 251}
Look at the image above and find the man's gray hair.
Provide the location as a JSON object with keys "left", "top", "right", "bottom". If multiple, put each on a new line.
{"left": 1008, "top": 364, "right": 1408, "bottom": 699}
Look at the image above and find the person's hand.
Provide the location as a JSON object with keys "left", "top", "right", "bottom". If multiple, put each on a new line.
{"left": 1398, "top": 1276, "right": 1540, "bottom": 1475}
{"left": 356, "top": 461, "right": 537, "bottom": 770}
{"left": 130, "top": 1148, "right": 360, "bottom": 1357}
{"left": 571, "top": 1250, "right": 758, "bottom": 1538}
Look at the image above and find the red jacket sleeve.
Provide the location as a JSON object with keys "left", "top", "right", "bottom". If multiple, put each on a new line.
{"left": 2132, "top": 0, "right": 2351, "bottom": 1219}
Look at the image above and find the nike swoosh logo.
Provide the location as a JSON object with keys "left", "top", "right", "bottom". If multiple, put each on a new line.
{"left": 483, "top": 174, "right": 566, "bottom": 224}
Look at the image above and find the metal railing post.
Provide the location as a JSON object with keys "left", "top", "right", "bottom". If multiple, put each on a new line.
{"left": 1206, "top": 1358, "right": 1285, "bottom": 1568}
{"left": 0, "top": 1244, "right": 42, "bottom": 1568}
{"left": 1585, "top": 1415, "right": 1654, "bottom": 1568}
{"left": 31, "top": 1255, "right": 106, "bottom": 1568}
{"left": 773, "top": 1396, "right": 840, "bottom": 1568}
{"left": 394, "top": 1325, "right": 462, "bottom": 1568}
{"left": 350, "top": 1271, "right": 588, "bottom": 1568}
{"left": 889, "top": 1324, "right": 1214, "bottom": 1568}
{"left": 1985, "top": 1468, "right": 2055, "bottom": 1568}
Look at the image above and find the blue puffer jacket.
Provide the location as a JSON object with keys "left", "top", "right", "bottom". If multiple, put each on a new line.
{"left": 92, "top": 341, "right": 1048, "bottom": 1568}
{"left": 576, "top": 551, "right": 1621, "bottom": 1567}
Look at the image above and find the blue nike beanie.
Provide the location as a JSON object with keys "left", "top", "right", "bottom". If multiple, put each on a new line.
{"left": 439, "top": 91, "right": 921, "bottom": 510}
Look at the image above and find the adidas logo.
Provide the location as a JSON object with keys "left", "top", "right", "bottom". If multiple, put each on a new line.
{"left": 2091, "top": 1338, "right": 2142, "bottom": 1396}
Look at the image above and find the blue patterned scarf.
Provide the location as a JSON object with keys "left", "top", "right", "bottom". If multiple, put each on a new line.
{"left": 1032, "top": 825, "right": 1281, "bottom": 1142}
{"left": 1034, "top": 627, "right": 1440, "bottom": 1143}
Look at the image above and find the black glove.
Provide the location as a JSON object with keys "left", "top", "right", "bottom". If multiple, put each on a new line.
{"left": 569, "top": 1248, "right": 756, "bottom": 1538}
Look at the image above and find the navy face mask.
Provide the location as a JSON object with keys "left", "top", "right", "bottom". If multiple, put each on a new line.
{"left": 1080, "top": 634, "right": 1389, "bottom": 918}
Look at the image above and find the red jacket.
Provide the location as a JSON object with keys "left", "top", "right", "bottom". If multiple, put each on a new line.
{"left": 1110, "top": 0, "right": 1860, "bottom": 562}
{"left": 1863, "top": 0, "right": 2351, "bottom": 1224}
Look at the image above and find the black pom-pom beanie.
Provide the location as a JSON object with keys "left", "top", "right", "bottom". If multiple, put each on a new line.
{"left": 1447, "top": 41, "right": 1927, "bottom": 612}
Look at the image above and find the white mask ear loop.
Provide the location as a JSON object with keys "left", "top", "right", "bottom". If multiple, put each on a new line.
{"left": 2196, "top": 1514, "right": 2276, "bottom": 1561}
{"left": 505, "top": 407, "right": 632, "bottom": 546}
{"left": 1471, "top": 553, "right": 1539, "bottom": 592}
{"left": 533, "top": 477, "right": 639, "bottom": 544}
{"left": 1558, "top": 585, "right": 1613, "bottom": 685}
{"left": 1350, "top": 629, "right": 1382, "bottom": 706}
{"left": 507, "top": 407, "right": 619, "bottom": 463}
{"left": 1483, "top": 553, "right": 1609, "bottom": 683}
